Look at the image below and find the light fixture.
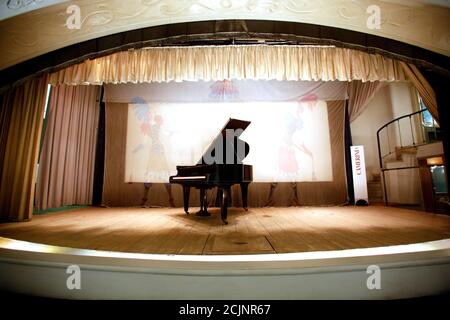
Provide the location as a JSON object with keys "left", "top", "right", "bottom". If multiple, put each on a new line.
{"left": 427, "top": 156, "right": 443, "bottom": 166}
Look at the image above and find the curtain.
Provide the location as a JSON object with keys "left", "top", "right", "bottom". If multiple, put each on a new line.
{"left": 35, "top": 85, "right": 101, "bottom": 210}
{"left": 347, "top": 80, "right": 385, "bottom": 122}
{"left": 400, "top": 61, "right": 439, "bottom": 122}
{"left": 49, "top": 45, "right": 408, "bottom": 85}
{"left": 0, "top": 76, "right": 48, "bottom": 221}
{"left": 0, "top": 93, "right": 13, "bottom": 183}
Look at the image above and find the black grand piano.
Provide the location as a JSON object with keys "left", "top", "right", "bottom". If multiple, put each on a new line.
{"left": 169, "top": 118, "right": 253, "bottom": 224}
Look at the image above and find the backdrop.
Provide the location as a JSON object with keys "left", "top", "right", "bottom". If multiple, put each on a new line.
{"left": 103, "top": 99, "right": 347, "bottom": 207}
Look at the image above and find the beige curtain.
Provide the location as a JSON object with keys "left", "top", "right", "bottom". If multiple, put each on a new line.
{"left": 347, "top": 80, "right": 385, "bottom": 122}
{"left": 103, "top": 101, "right": 347, "bottom": 207}
{"left": 49, "top": 46, "right": 408, "bottom": 85}
{"left": 0, "top": 93, "right": 13, "bottom": 182}
{"left": 35, "top": 85, "right": 101, "bottom": 210}
{"left": 0, "top": 76, "right": 48, "bottom": 221}
{"left": 400, "top": 61, "right": 439, "bottom": 122}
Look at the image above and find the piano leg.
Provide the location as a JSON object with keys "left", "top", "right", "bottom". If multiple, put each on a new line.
{"left": 197, "top": 188, "right": 211, "bottom": 216}
{"left": 183, "top": 186, "right": 190, "bottom": 214}
{"left": 240, "top": 182, "right": 249, "bottom": 211}
{"left": 215, "top": 189, "right": 223, "bottom": 208}
{"left": 220, "top": 187, "right": 230, "bottom": 225}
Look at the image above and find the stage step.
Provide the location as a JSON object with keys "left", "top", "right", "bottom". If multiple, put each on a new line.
{"left": 395, "top": 145, "right": 417, "bottom": 161}
{"left": 368, "top": 180, "right": 383, "bottom": 203}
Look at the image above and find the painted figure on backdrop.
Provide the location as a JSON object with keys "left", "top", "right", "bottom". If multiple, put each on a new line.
{"left": 266, "top": 93, "right": 318, "bottom": 206}
{"left": 291, "top": 93, "right": 317, "bottom": 180}
{"left": 131, "top": 97, "right": 174, "bottom": 207}
{"left": 209, "top": 80, "right": 239, "bottom": 100}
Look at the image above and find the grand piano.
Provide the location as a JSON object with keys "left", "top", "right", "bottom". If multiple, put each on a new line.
{"left": 169, "top": 118, "right": 253, "bottom": 224}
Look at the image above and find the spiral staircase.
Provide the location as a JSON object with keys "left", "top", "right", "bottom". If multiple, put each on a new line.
{"left": 376, "top": 108, "right": 448, "bottom": 212}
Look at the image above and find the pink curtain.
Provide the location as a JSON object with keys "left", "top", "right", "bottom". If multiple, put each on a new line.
{"left": 35, "top": 85, "right": 101, "bottom": 210}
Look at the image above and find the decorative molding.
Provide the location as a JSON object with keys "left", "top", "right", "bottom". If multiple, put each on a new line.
{"left": 6, "top": 0, "right": 44, "bottom": 10}
{"left": 0, "top": 0, "right": 66, "bottom": 20}
{"left": 0, "top": 0, "right": 449, "bottom": 71}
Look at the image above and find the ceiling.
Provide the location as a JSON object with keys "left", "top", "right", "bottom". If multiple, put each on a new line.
{"left": 0, "top": 0, "right": 449, "bottom": 71}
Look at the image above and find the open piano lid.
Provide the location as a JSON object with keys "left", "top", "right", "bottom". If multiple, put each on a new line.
{"left": 197, "top": 118, "right": 251, "bottom": 165}
{"left": 218, "top": 118, "right": 251, "bottom": 134}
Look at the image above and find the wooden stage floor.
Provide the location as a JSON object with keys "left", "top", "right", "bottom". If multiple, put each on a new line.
{"left": 1, "top": 206, "right": 449, "bottom": 255}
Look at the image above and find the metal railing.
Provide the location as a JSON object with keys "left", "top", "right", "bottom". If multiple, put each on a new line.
{"left": 376, "top": 109, "right": 440, "bottom": 205}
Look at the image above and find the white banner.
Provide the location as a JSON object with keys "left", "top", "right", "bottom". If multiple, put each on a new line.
{"left": 104, "top": 79, "right": 348, "bottom": 103}
{"left": 350, "top": 146, "right": 369, "bottom": 204}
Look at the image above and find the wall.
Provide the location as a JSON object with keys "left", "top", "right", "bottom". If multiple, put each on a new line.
{"left": 351, "top": 85, "right": 393, "bottom": 182}
{"left": 387, "top": 82, "right": 423, "bottom": 204}
{"left": 389, "top": 82, "right": 416, "bottom": 118}
{"left": 389, "top": 82, "right": 417, "bottom": 147}
{"left": 351, "top": 82, "right": 424, "bottom": 205}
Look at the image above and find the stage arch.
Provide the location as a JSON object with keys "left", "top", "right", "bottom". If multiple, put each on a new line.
{"left": 0, "top": 6, "right": 449, "bottom": 300}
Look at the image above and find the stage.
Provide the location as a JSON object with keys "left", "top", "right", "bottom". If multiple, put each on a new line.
{"left": 0, "top": 205, "right": 450, "bottom": 299}
{"left": 0, "top": 206, "right": 449, "bottom": 255}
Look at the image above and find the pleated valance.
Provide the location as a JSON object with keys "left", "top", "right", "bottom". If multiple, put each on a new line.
{"left": 49, "top": 45, "right": 409, "bottom": 85}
